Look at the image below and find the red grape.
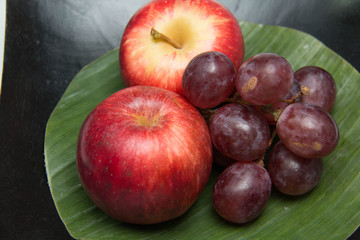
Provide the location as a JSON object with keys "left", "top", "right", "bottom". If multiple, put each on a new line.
{"left": 212, "top": 161, "right": 271, "bottom": 224}
{"left": 276, "top": 102, "right": 339, "bottom": 158}
{"left": 268, "top": 141, "right": 323, "bottom": 196}
{"left": 294, "top": 66, "right": 336, "bottom": 112}
{"left": 235, "top": 53, "right": 294, "bottom": 105}
{"left": 209, "top": 103, "right": 270, "bottom": 162}
{"left": 182, "top": 51, "right": 236, "bottom": 109}
{"left": 178, "top": 51, "right": 340, "bottom": 222}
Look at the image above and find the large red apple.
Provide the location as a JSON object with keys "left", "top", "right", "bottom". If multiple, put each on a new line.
{"left": 76, "top": 86, "right": 213, "bottom": 224}
{"left": 119, "top": 0, "right": 244, "bottom": 95}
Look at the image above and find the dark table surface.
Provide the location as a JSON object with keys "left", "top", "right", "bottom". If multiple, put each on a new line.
{"left": 1, "top": 0, "right": 359, "bottom": 239}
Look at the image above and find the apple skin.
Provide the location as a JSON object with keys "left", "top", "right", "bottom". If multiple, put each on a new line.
{"left": 76, "top": 86, "right": 213, "bottom": 224}
{"left": 119, "top": 0, "right": 244, "bottom": 95}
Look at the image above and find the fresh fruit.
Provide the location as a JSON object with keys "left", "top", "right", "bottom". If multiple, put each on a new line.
{"left": 294, "top": 66, "right": 336, "bottom": 111}
{"left": 212, "top": 161, "right": 272, "bottom": 224}
{"left": 268, "top": 141, "right": 323, "bottom": 196}
{"left": 85, "top": 41, "right": 340, "bottom": 225}
{"left": 235, "top": 53, "right": 294, "bottom": 105}
{"left": 276, "top": 102, "right": 339, "bottom": 159}
{"left": 178, "top": 50, "right": 339, "bottom": 224}
{"left": 182, "top": 51, "right": 236, "bottom": 109}
{"left": 209, "top": 103, "right": 270, "bottom": 162}
{"left": 119, "top": 0, "right": 244, "bottom": 95}
{"left": 76, "top": 86, "right": 212, "bottom": 224}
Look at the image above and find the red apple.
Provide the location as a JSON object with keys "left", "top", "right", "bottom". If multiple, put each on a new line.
{"left": 119, "top": 0, "right": 244, "bottom": 95}
{"left": 76, "top": 86, "right": 213, "bottom": 224}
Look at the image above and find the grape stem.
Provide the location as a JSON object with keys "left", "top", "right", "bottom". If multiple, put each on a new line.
{"left": 199, "top": 85, "right": 310, "bottom": 126}
{"left": 223, "top": 92, "right": 253, "bottom": 105}
{"left": 224, "top": 97, "right": 252, "bottom": 105}
{"left": 268, "top": 127, "right": 277, "bottom": 148}
{"left": 255, "top": 155, "right": 265, "bottom": 167}
{"left": 280, "top": 86, "right": 309, "bottom": 104}
{"left": 255, "top": 127, "right": 277, "bottom": 167}
{"left": 150, "top": 28, "right": 182, "bottom": 49}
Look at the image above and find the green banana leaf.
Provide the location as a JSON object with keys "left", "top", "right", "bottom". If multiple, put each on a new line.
{"left": 44, "top": 20, "right": 360, "bottom": 239}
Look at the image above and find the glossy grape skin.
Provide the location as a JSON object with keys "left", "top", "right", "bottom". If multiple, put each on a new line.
{"left": 182, "top": 51, "right": 236, "bottom": 109}
{"left": 235, "top": 53, "right": 294, "bottom": 105}
{"left": 276, "top": 102, "right": 339, "bottom": 159}
{"left": 209, "top": 103, "right": 270, "bottom": 162}
{"left": 268, "top": 141, "right": 323, "bottom": 196}
{"left": 294, "top": 66, "right": 336, "bottom": 112}
{"left": 212, "top": 161, "right": 272, "bottom": 224}
{"left": 254, "top": 78, "right": 301, "bottom": 125}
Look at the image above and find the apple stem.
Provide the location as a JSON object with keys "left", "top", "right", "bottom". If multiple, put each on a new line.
{"left": 150, "top": 27, "right": 182, "bottom": 49}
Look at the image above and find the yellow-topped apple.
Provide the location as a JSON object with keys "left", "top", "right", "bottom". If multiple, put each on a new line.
{"left": 119, "top": 0, "right": 244, "bottom": 95}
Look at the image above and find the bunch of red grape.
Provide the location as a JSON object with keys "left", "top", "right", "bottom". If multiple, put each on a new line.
{"left": 182, "top": 51, "right": 339, "bottom": 224}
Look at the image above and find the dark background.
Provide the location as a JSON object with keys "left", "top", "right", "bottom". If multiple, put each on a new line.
{"left": 1, "top": 0, "right": 359, "bottom": 239}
